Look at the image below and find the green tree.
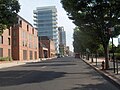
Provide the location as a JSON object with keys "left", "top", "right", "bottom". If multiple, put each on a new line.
{"left": 0, "top": 0, "right": 20, "bottom": 35}
{"left": 61, "top": 0, "right": 120, "bottom": 69}
{"left": 73, "top": 27, "right": 83, "bottom": 53}
{"left": 73, "top": 27, "right": 100, "bottom": 60}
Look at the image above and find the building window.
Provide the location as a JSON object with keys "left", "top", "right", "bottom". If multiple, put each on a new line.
{"left": 35, "top": 51, "right": 37, "bottom": 59}
{"left": 8, "top": 28, "right": 11, "bottom": 36}
{"left": 22, "top": 40, "right": 24, "bottom": 46}
{"left": 25, "top": 40, "right": 27, "bottom": 47}
{"left": 32, "top": 28, "right": 34, "bottom": 34}
{"left": 19, "top": 20, "right": 22, "bottom": 27}
{"left": 0, "top": 48, "right": 3, "bottom": 57}
{"left": 30, "top": 51, "right": 33, "bottom": 60}
{"left": 23, "top": 50, "right": 27, "bottom": 60}
{"left": 8, "top": 38, "right": 10, "bottom": 45}
{"left": 0, "top": 36, "right": 3, "bottom": 44}
{"left": 27, "top": 25, "right": 29, "bottom": 31}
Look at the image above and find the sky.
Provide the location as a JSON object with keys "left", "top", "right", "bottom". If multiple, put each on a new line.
{"left": 18, "top": 0, "right": 76, "bottom": 51}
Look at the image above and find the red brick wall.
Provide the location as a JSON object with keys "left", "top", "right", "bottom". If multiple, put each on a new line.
{"left": 0, "top": 28, "right": 12, "bottom": 58}
{"left": 12, "top": 16, "right": 39, "bottom": 60}
{"left": 12, "top": 26, "right": 19, "bottom": 60}
{"left": 0, "top": 16, "right": 39, "bottom": 61}
{"left": 41, "top": 39, "right": 56, "bottom": 58}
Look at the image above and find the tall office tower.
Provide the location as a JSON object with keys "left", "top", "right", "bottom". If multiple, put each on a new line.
{"left": 33, "top": 6, "right": 59, "bottom": 53}
{"left": 58, "top": 26, "right": 66, "bottom": 45}
{"left": 58, "top": 26, "right": 66, "bottom": 55}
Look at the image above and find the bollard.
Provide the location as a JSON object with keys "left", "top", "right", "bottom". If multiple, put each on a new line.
{"left": 101, "top": 61, "right": 104, "bottom": 70}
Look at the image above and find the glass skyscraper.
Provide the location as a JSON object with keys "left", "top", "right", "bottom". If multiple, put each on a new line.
{"left": 58, "top": 26, "right": 66, "bottom": 56}
{"left": 58, "top": 26, "right": 66, "bottom": 46}
{"left": 33, "top": 6, "right": 59, "bottom": 53}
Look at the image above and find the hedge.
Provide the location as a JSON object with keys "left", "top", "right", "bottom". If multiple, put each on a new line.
{"left": 0, "top": 57, "right": 13, "bottom": 61}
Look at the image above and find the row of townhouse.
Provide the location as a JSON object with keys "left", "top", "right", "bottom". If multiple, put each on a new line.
{"left": 0, "top": 15, "right": 56, "bottom": 61}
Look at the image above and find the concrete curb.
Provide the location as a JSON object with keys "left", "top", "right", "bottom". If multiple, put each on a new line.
{"left": 82, "top": 59, "right": 120, "bottom": 89}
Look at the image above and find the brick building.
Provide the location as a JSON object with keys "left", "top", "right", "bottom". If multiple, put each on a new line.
{"left": 0, "top": 28, "right": 12, "bottom": 59}
{"left": 39, "top": 36, "right": 56, "bottom": 58}
{"left": 0, "top": 16, "right": 39, "bottom": 61}
{"left": 39, "top": 41, "right": 48, "bottom": 58}
{"left": 12, "top": 16, "right": 39, "bottom": 60}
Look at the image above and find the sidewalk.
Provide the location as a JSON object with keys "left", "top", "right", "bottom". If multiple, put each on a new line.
{"left": 0, "top": 57, "right": 57, "bottom": 69}
{"left": 0, "top": 59, "right": 41, "bottom": 69}
{"left": 83, "top": 58, "right": 120, "bottom": 87}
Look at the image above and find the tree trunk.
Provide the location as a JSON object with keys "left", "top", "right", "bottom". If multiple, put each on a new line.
{"left": 91, "top": 53, "right": 93, "bottom": 62}
{"left": 80, "top": 52, "right": 83, "bottom": 59}
{"left": 86, "top": 54, "right": 89, "bottom": 60}
{"left": 95, "top": 52, "right": 97, "bottom": 66}
{"left": 104, "top": 45, "right": 109, "bottom": 69}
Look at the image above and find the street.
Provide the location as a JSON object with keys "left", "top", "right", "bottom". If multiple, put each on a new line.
{"left": 0, "top": 57, "right": 119, "bottom": 90}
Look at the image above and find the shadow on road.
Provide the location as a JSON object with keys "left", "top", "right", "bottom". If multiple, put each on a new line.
{"left": 0, "top": 70, "right": 66, "bottom": 86}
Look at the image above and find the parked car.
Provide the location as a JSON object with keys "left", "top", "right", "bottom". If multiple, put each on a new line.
{"left": 75, "top": 53, "right": 80, "bottom": 58}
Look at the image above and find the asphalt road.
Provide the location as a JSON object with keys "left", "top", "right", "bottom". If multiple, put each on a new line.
{"left": 0, "top": 57, "right": 119, "bottom": 90}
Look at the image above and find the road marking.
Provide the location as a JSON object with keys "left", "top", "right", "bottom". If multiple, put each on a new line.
{"left": 41, "top": 66, "right": 47, "bottom": 68}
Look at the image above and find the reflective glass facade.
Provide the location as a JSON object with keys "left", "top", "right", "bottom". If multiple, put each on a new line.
{"left": 34, "top": 6, "right": 59, "bottom": 52}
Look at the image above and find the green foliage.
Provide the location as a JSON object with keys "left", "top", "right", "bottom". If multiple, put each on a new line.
{"left": 61, "top": 0, "right": 120, "bottom": 68}
{"left": 61, "top": 0, "right": 120, "bottom": 44}
{"left": 73, "top": 27, "right": 82, "bottom": 53}
{"left": 0, "top": 24, "right": 6, "bottom": 35}
{"left": 114, "top": 45, "right": 120, "bottom": 53}
{"left": 73, "top": 27, "right": 100, "bottom": 53}
{"left": 109, "top": 41, "right": 117, "bottom": 53}
{"left": 114, "top": 53, "right": 120, "bottom": 60}
{"left": 97, "top": 44, "right": 104, "bottom": 56}
{"left": 0, "top": 0, "right": 20, "bottom": 35}
{"left": 0, "top": 57, "right": 13, "bottom": 61}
